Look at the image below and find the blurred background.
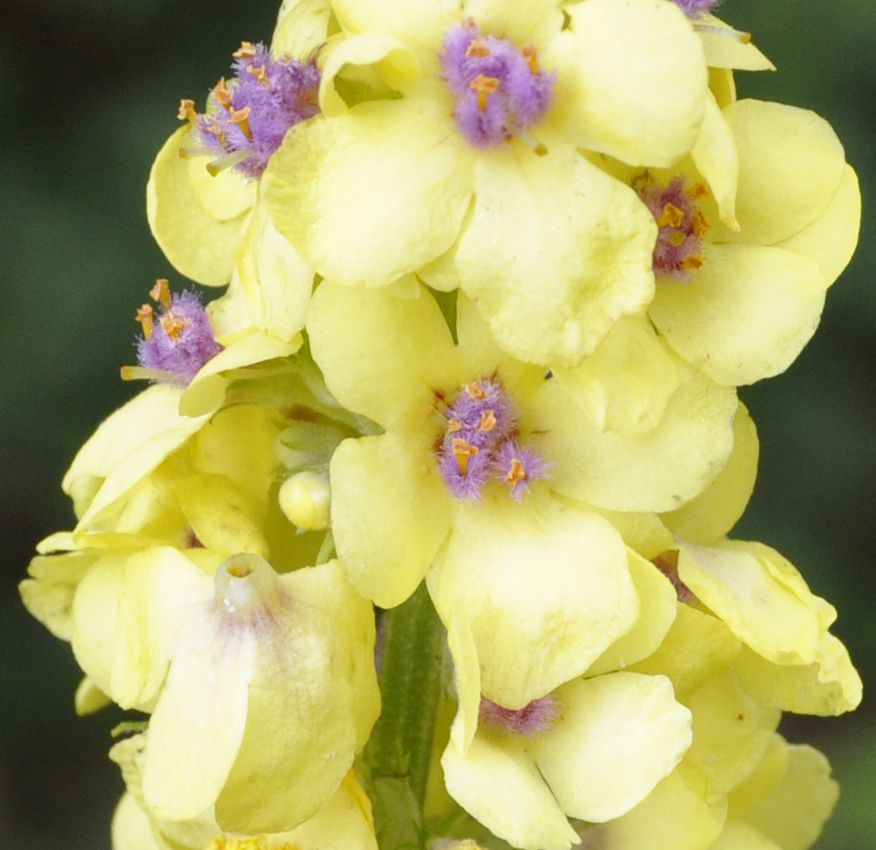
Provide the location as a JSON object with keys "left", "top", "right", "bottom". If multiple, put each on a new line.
{"left": 1, "top": 0, "right": 873, "bottom": 847}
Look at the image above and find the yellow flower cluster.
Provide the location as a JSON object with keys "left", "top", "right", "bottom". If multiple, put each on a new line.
{"left": 21, "top": 1, "right": 861, "bottom": 850}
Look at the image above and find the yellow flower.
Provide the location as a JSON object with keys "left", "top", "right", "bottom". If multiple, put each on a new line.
{"left": 108, "top": 553, "right": 379, "bottom": 834}
{"left": 629, "top": 98, "right": 860, "bottom": 386}
{"left": 308, "top": 281, "right": 736, "bottom": 707}
{"left": 265, "top": 0, "right": 711, "bottom": 366}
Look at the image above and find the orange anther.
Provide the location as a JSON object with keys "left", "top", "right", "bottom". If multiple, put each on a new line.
{"left": 678, "top": 254, "right": 705, "bottom": 272}
{"left": 469, "top": 74, "right": 500, "bottom": 112}
{"left": 233, "top": 41, "right": 257, "bottom": 60}
{"left": 465, "top": 37, "right": 490, "bottom": 58}
{"left": 506, "top": 457, "right": 527, "bottom": 485}
{"left": 464, "top": 381, "right": 487, "bottom": 400}
{"left": 447, "top": 419, "right": 463, "bottom": 433}
{"left": 247, "top": 63, "right": 269, "bottom": 86}
{"left": 478, "top": 409, "right": 497, "bottom": 432}
{"left": 228, "top": 106, "right": 252, "bottom": 138}
{"left": 160, "top": 313, "right": 189, "bottom": 341}
{"left": 522, "top": 45, "right": 540, "bottom": 74}
{"left": 657, "top": 202, "right": 685, "bottom": 229}
{"left": 135, "top": 304, "right": 154, "bottom": 340}
{"left": 177, "top": 99, "right": 197, "bottom": 122}
{"left": 452, "top": 438, "right": 480, "bottom": 475}
{"left": 149, "top": 278, "right": 172, "bottom": 311}
{"left": 213, "top": 78, "right": 233, "bottom": 108}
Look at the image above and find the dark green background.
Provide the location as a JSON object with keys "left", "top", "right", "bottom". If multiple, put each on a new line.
{"left": 1, "top": 1, "right": 873, "bottom": 847}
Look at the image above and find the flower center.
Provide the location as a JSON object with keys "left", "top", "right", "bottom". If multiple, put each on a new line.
{"left": 179, "top": 41, "right": 320, "bottom": 180}
{"left": 634, "top": 174, "right": 710, "bottom": 281}
{"left": 479, "top": 695, "right": 559, "bottom": 736}
{"left": 125, "top": 278, "right": 222, "bottom": 386}
{"left": 435, "top": 377, "right": 548, "bottom": 501}
{"left": 439, "top": 21, "right": 555, "bottom": 149}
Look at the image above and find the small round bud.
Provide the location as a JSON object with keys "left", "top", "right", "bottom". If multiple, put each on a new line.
{"left": 278, "top": 471, "right": 331, "bottom": 531}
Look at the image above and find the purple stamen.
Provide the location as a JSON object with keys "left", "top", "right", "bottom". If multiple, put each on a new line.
{"left": 136, "top": 290, "right": 222, "bottom": 386}
{"left": 672, "top": 0, "right": 723, "bottom": 18}
{"left": 188, "top": 41, "right": 320, "bottom": 180}
{"left": 479, "top": 695, "right": 559, "bottom": 736}
{"left": 634, "top": 175, "right": 709, "bottom": 282}
{"left": 435, "top": 378, "right": 547, "bottom": 500}
{"left": 440, "top": 22, "right": 555, "bottom": 149}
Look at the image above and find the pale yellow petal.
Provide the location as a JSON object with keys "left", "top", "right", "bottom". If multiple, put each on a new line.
{"left": 676, "top": 540, "right": 826, "bottom": 665}
{"left": 697, "top": 17, "right": 775, "bottom": 71}
{"left": 711, "top": 99, "right": 846, "bottom": 246}
{"left": 555, "top": 0, "right": 706, "bottom": 166}
{"left": 580, "top": 770, "right": 726, "bottom": 850}
{"left": 141, "top": 631, "right": 253, "bottom": 823}
{"left": 180, "top": 331, "right": 300, "bottom": 417}
{"left": 584, "top": 509, "right": 676, "bottom": 562}
{"left": 456, "top": 144, "right": 655, "bottom": 367}
{"left": 307, "top": 280, "right": 457, "bottom": 429}
{"left": 691, "top": 92, "right": 739, "bottom": 229}
{"left": 650, "top": 242, "right": 827, "bottom": 386}
{"left": 447, "top": 618, "right": 482, "bottom": 754}
{"left": 442, "top": 732, "right": 579, "bottom": 850}
{"left": 588, "top": 550, "right": 677, "bottom": 676}
{"left": 777, "top": 163, "right": 861, "bottom": 285}
{"left": 331, "top": 433, "right": 453, "bottom": 608}
{"left": 709, "top": 820, "right": 780, "bottom": 850}
{"left": 20, "top": 548, "right": 96, "bottom": 641}
{"left": 462, "top": 0, "right": 563, "bottom": 48}
{"left": 533, "top": 673, "right": 692, "bottom": 822}
{"left": 265, "top": 91, "right": 473, "bottom": 288}
{"left": 216, "top": 562, "right": 379, "bottom": 833}
{"left": 111, "top": 793, "right": 167, "bottom": 850}
{"left": 734, "top": 634, "right": 862, "bottom": 716}
{"left": 631, "top": 605, "right": 741, "bottom": 700}
{"left": 429, "top": 498, "right": 635, "bottom": 709}
{"left": 685, "top": 670, "right": 781, "bottom": 803}
{"left": 662, "top": 403, "right": 758, "bottom": 544}
{"left": 726, "top": 733, "right": 788, "bottom": 817}
{"left": 535, "top": 361, "right": 737, "bottom": 512}
{"left": 147, "top": 127, "right": 252, "bottom": 286}
{"left": 741, "top": 745, "right": 839, "bottom": 850}
{"left": 319, "top": 33, "right": 420, "bottom": 115}
{"left": 75, "top": 676, "right": 111, "bottom": 716}
{"left": 331, "top": 0, "right": 457, "bottom": 58}
{"left": 272, "top": 0, "right": 332, "bottom": 57}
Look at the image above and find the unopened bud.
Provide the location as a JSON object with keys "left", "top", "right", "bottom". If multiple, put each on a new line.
{"left": 278, "top": 471, "right": 331, "bottom": 531}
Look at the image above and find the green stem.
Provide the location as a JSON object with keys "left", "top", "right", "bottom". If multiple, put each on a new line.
{"left": 364, "top": 582, "right": 448, "bottom": 850}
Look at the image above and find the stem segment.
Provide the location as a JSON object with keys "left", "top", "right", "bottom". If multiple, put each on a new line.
{"left": 364, "top": 581, "right": 448, "bottom": 849}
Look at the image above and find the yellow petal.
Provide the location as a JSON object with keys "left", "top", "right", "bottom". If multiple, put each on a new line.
{"left": 536, "top": 361, "right": 737, "bottom": 512}
{"left": 20, "top": 548, "right": 96, "bottom": 641}
{"left": 631, "top": 604, "right": 741, "bottom": 700}
{"left": 533, "top": 673, "right": 692, "bottom": 822}
{"left": 456, "top": 144, "right": 655, "bottom": 367}
{"left": 318, "top": 33, "right": 420, "bottom": 115}
{"left": 463, "top": 0, "right": 564, "bottom": 50}
{"left": 650, "top": 242, "right": 827, "bottom": 386}
{"left": 662, "top": 402, "right": 759, "bottom": 544}
{"left": 708, "top": 820, "right": 780, "bottom": 850}
{"left": 585, "top": 510, "right": 676, "bottom": 562}
{"left": 711, "top": 99, "right": 846, "bottom": 246}
{"left": 272, "top": 0, "right": 332, "bottom": 58}
{"left": 265, "top": 90, "right": 473, "bottom": 288}
{"left": 697, "top": 17, "right": 775, "bottom": 71}
{"left": 580, "top": 770, "right": 726, "bottom": 850}
{"left": 447, "top": 618, "right": 482, "bottom": 754}
{"left": 331, "top": 433, "right": 453, "bottom": 608}
{"left": 588, "top": 550, "right": 678, "bottom": 676}
{"left": 75, "top": 676, "right": 111, "bottom": 716}
{"left": 554, "top": 0, "right": 706, "bottom": 167}
{"left": 307, "top": 281, "right": 457, "bottom": 429}
{"left": 734, "top": 634, "right": 862, "bottom": 716}
{"left": 726, "top": 733, "right": 788, "bottom": 817}
{"left": 180, "top": 331, "right": 300, "bottom": 417}
{"left": 685, "top": 670, "right": 781, "bottom": 803}
{"left": 741, "top": 745, "right": 839, "bottom": 850}
{"left": 691, "top": 92, "right": 739, "bottom": 229}
{"left": 216, "top": 561, "right": 379, "bottom": 832}
{"left": 147, "top": 127, "right": 253, "bottom": 286}
{"left": 430, "top": 498, "right": 635, "bottom": 708}
{"left": 442, "top": 731, "right": 579, "bottom": 850}
{"left": 676, "top": 540, "right": 827, "bottom": 665}
{"left": 777, "top": 163, "right": 861, "bottom": 285}
{"left": 111, "top": 793, "right": 167, "bottom": 850}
